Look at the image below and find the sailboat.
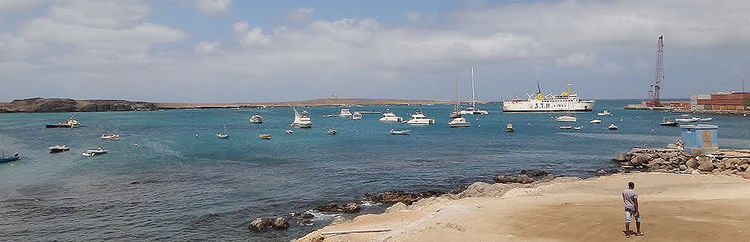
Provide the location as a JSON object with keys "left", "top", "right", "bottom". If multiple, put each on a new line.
{"left": 1, "top": 149, "right": 20, "bottom": 163}
{"left": 291, "top": 107, "right": 312, "bottom": 128}
{"left": 460, "top": 67, "right": 489, "bottom": 115}
{"left": 449, "top": 75, "right": 471, "bottom": 128}
{"left": 556, "top": 81, "right": 577, "bottom": 122}
{"left": 216, "top": 125, "right": 229, "bottom": 139}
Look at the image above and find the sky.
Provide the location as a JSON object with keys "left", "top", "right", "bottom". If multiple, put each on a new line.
{"left": 1, "top": 0, "right": 749, "bottom": 102}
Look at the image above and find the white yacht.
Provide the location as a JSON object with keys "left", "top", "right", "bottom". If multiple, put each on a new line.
{"left": 675, "top": 117, "right": 699, "bottom": 122}
{"left": 379, "top": 109, "right": 403, "bottom": 122}
{"left": 555, "top": 115, "right": 577, "bottom": 122}
{"left": 291, "top": 107, "right": 312, "bottom": 128}
{"left": 352, "top": 112, "right": 362, "bottom": 120}
{"left": 406, "top": 110, "right": 435, "bottom": 125}
{"left": 608, "top": 123, "right": 619, "bottom": 130}
{"left": 101, "top": 133, "right": 120, "bottom": 140}
{"left": 250, "top": 114, "right": 263, "bottom": 123}
{"left": 48, "top": 145, "right": 70, "bottom": 153}
{"left": 459, "top": 67, "right": 489, "bottom": 115}
{"left": 590, "top": 119, "right": 602, "bottom": 124}
{"left": 338, "top": 108, "right": 353, "bottom": 118}
{"left": 502, "top": 82, "right": 595, "bottom": 112}
{"left": 597, "top": 110, "right": 611, "bottom": 116}
{"left": 448, "top": 116, "right": 471, "bottom": 128}
{"left": 82, "top": 147, "right": 108, "bottom": 157}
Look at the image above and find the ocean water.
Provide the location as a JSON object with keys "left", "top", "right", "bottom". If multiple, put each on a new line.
{"left": 1, "top": 99, "right": 749, "bottom": 241}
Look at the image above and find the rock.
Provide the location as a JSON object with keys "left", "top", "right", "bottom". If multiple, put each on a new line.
{"left": 290, "top": 212, "right": 314, "bottom": 225}
{"left": 632, "top": 154, "right": 651, "bottom": 165}
{"left": 493, "top": 175, "right": 514, "bottom": 184}
{"left": 725, "top": 158, "right": 740, "bottom": 169}
{"left": 613, "top": 152, "right": 628, "bottom": 162}
{"left": 686, "top": 167, "right": 695, "bottom": 173}
{"left": 651, "top": 158, "right": 666, "bottom": 166}
{"left": 687, "top": 158, "right": 698, "bottom": 169}
{"left": 679, "top": 164, "right": 687, "bottom": 171}
{"left": 697, "top": 157, "right": 715, "bottom": 171}
{"left": 740, "top": 164, "right": 749, "bottom": 172}
{"left": 741, "top": 159, "right": 750, "bottom": 165}
{"left": 311, "top": 236, "right": 325, "bottom": 242}
{"left": 272, "top": 217, "right": 289, "bottom": 229}
{"left": 666, "top": 143, "right": 678, "bottom": 149}
{"left": 315, "top": 202, "right": 361, "bottom": 213}
{"left": 493, "top": 170, "right": 554, "bottom": 184}
{"left": 741, "top": 172, "right": 750, "bottom": 179}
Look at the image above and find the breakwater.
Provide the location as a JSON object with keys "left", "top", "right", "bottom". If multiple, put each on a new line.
{"left": 613, "top": 147, "right": 750, "bottom": 178}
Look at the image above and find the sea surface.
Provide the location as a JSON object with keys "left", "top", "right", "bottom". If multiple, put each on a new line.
{"left": 1, "top": 99, "right": 749, "bottom": 241}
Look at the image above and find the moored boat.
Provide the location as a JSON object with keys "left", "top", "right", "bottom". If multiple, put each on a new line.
{"left": 352, "top": 112, "right": 362, "bottom": 120}
{"left": 259, "top": 134, "right": 272, "bottom": 139}
{"left": 597, "top": 110, "right": 611, "bottom": 116}
{"left": 608, "top": 123, "right": 618, "bottom": 130}
{"left": 559, "top": 125, "right": 573, "bottom": 130}
{"left": 590, "top": 119, "right": 602, "bottom": 124}
{"left": 291, "top": 108, "right": 312, "bottom": 128}
{"left": 574, "top": 126, "right": 583, "bottom": 131}
{"left": 406, "top": 110, "right": 435, "bottom": 125}
{"left": 49, "top": 145, "right": 70, "bottom": 153}
{"left": 82, "top": 147, "right": 108, "bottom": 157}
{"left": 328, "top": 128, "right": 337, "bottom": 135}
{"left": 379, "top": 109, "right": 403, "bottom": 122}
{"left": 503, "top": 81, "right": 595, "bottom": 112}
{"left": 660, "top": 117, "right": 678, "bottom": 126}
{"left": 1, "top": 150, "right": 20, "bottom": 163}
{"left": 286, "top": 129, "right": 294, "bottom": 134}
{"left": 389, "top": 129, "right": 411, "bottom": 135}
{"left": 338, "top": 108, "right": 353, "bottom": 118}
{"left": 46, "top": 116, "right": 80, "bottom": 128}
{"left": 459, "top": 67, "right": 489, "bottom": 115}
{"left": 675, "top": 117, "right": 699, "bottom": 122}
{"left": 250, "top": 114, "right": 263, "bottom": 123}
{"left": 555, "top": 115, "right": 577, "bottom": 122}
{"left": 506, "top": 122, "right": 514, "bottom": 132}
{"left": 101, "top": 133, "right": 120, "bottom": 140}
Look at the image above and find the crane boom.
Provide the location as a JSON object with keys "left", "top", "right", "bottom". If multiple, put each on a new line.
{"left": 648, "top": 35, "right": 664, "bottom": 106}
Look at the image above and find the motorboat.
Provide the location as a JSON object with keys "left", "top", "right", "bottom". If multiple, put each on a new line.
{"left": 459, "top": 67, "right": 489, "bottom": 115}
{"left": 285, "top": 130, "right": 294, "bottom": 134}
{"left": 338, "top": 108, "right": 353, "bottom": 118}
{"left": 660, "top": 117, "right": 678, "bottom": 126}
{"left": 506, "top": 122, "right": 514, "bottom": 132}
{"left": 101, "top": 133, "right": 120, "bottom": 140}
{"left": 555, "top": 115, "right": 577, "bottom": 122}
{"left": 259, "top": 134, "right": 272, "bottom": 139}
{"left": 406, "top": 110, "right": 435, "bottom": 125}
{"left": 46, "top": 115, "right": 80, "bottom": 128}
{"left": 698, "top": 117, "right": 713, "bottom": 122}
{"left": 675, "top": 117, "right": 699, "bottom": 122}
{"left": 48, "top": 145, "right": 70, "bottom": 153}
{"left": 448, "top": 116, "right": 471, "bottom": 128}
{"left": 379, "top": 109, "right": 403, "bottom": 122}
{"left": 559, "top": 125, "right": 573, "bottom": 130}
{"left": 608, "top": 123, "right": 618, "bottom": 130}
{"left": 327, "top": 128, "right": 337, "bottom": 135}
{"left": 250, "top": 114, "right": 263, "bottom": 123}
{"left": 291, "top": 107, "right": 312, "bottom": 128}
{"left": 590, "top": 119, "right": 602, "bottom": 124}
{"left": 597, "top": 110, "right": 611, "bottom": 116}
{"left": 82, "top": 147, "right": 108, "bottom": 157}
{"left": 389, "top": 129, "right": 411, "bottom": 135}
{"left": 352, "top": 112, "right": 362, "bottom": 120}
{"left": 574, "top": 126, "right": 583, "bottom": 131}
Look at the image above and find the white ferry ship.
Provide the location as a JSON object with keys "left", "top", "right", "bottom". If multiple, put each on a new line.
{"left": 502, "top": 82, "right": 594, "bottom": 112}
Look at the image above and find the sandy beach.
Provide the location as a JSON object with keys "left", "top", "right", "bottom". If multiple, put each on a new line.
{"left": 298, "top": 173, "right": 750, "bottom": 241}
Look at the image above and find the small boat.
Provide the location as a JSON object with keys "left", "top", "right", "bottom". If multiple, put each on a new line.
{"left": 0, "top": 150, "right": 20, "bottom": 163}
{"left": 574, "top": 126, "right": 583, "bottom": 131}
{"left": 328, "top": 128, "right": 337, "bottom": 135}
{"left": 48, "top": 145, "right": 70, "bottom": 153}
{"left": 675, "top": 117, "right": 699, "bottom": 122}
{"left": 506, "top": 122, "right": 514, "bottom": 132}
{"left": 291, "top": 108, "right": 312, "bottom": 128}
{"left": 659, "top": 117, "right": 678, "bottom": 126}
{"left": 559, "top": 125, "right": 573, "bottom": 130}
{"left": 556, "top": 115, "right": 577, "bottom": 122}
{"left": 338, "top": 108, "right": 353, "bottom": 118}
{"left": 406, "top": 110, "right": 435, "bottom": 125}
{"left": 323, "top": 114, "right": 338, "bottom": 118}
{"left": 259, "top": 134, "right": 272, "bottom": 139}
{"left": 597, "top": 110, "right": 611, "bottom": 116}
{"left": 698, "top": 117, "right": 713, "bottom": 122}
{"left": 608, "top": 123, "right": 618, "bottom": 130}
{"left": 82, "top": 147, "right": 108, "bottom": 157}
{"left": 379, "top": 109, "right": 403, "bottom": 122}
{"left": 389, "top": 129, "right": 411, "bottom": 135}
{"left": 46, "top": 115, "right": 81, "bottom": 128}
{"left": 285, "top": 130, "right": 294, "bottom": 134}
{"left": 352, "top": 112, "right": 362, "bottom": 120}
{"left": 250, "top": 114, "right": 263, "bottom": 123}
{"left": 101, "top": 133, "right": 120, "bottom": 140}
{"left": 590, "top": 119, "right": 602, "bottom": 124}
{"left": 448, "top": 116, "right": 471, "bottom": 128}
{"left": 216, "top": 125, "right": 229, "bottom": 139}
{"left": 459, "top": 67, "right": 489, "bottom": 115}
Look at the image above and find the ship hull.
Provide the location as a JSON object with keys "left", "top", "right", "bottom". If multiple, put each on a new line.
{"left": 502, "top": 100, "right": 595, "bottom": 112}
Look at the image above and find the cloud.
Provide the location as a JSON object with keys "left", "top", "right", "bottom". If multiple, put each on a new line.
{"left": 405, "top": 11, "right": 421, "bottom": 22}
{"left": 286, "top": 7, "right": 314, "bottom": 22}
{"left": 194, "top": 41, "right": 219, "bottom": 55}
{"left": 0, "top": 0, "right": 46, "bottom": 13}
{"left": 194, "top": 0, "right": 231, "bottom": 15}
{"left": 555, "top": 52, "right": 597, "bottom": 67}
{"left": 233, "top": 21, "right": 270, "bottom": 46}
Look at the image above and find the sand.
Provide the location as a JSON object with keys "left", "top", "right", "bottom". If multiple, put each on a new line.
{"left": 297, "top": 173, "right": 750, "bottom": 242}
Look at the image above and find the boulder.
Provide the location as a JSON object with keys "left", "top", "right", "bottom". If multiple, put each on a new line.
{"left": 290, "top": 212, "right": 314, "bottom": 225}
{"left": 679, "top": 164, "right": 687, "bottom": 171}
{"left": 725, "top": 158, "right": 740, "bottom": 170}
{"left": 697, "top": 158, "right": 715, "bottom": 171}
{"left": 315, "top": 202, "right": 361, "bottom": 213}
{"left": 741, "top": 172, "right": 750, "bottom": 179}
{"left": 740, "top": 164, "right": 749, "bottom": 172}
{"left": 651, "top": 158, "right": 666, "bottom": 166}
{"left": 613, "top": 152, "right": 628, "bottom": 162}
{"left": 249, "top": 217, "right": 284, "bottom": 231}
{"left": 686, "top": 158, "right": 698, "bottom": 169}
{"left": 741, "top": 159, "right": 750, "bottom": 165}
{"left": 272, "top": 217, "right": 289, "bottom": 229}
{"left": 632, "top": 154, "right": 652, "bottom": 165}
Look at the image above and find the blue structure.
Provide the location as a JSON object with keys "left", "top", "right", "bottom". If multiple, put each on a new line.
{"left": 680, "top": 124, "right": 718, "bottom": 152}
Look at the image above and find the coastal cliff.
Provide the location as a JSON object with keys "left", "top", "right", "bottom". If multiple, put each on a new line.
{"left": 0, "top": 98, "right": 158, "bottom": 113}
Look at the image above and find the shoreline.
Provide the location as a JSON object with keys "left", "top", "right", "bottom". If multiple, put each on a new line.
{"left": 297, "top": 171, "right": 750, "bottom": 241}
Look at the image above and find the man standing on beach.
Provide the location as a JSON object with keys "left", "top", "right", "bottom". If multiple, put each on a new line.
{"left": 622, "top": 182, "right": 643, "bottom": 237}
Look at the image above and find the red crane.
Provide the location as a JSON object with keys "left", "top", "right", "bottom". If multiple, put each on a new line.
{"left": 647, "top": 35, "right": 664, "bottom": 106}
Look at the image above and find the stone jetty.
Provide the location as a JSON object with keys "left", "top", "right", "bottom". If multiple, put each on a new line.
{"left": 613, "top": 147, "right": 750, "bottom": 178}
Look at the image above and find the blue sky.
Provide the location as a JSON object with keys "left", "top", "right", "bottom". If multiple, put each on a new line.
{"left": 1, "top": 0, "right": 749, "bottom": 102}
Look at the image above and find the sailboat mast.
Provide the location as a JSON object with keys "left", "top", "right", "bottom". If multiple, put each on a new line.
{"left": 471, "top": 67, "right": 476, "bottom": 109}
{"left": 455, "top": 75, "right": 460, "bottom": 111}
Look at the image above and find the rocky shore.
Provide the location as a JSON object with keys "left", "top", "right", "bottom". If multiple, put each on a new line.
{"left": 612, "top": 147, "right": 750, "bottom": 178}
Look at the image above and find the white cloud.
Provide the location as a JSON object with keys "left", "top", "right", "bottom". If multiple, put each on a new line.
{"left": 286, "top": 7, "right": 314, "bottom": 22}
{"left": 194, "top": 0, "right": 231, "bottom": 15}
{"left": 48, "top": 0, "right": 149, "bottom": 28}
{"left": 233, "top": 21, "right": 248, "bottom": 34}
{"left": 555, "top": 52, "right": 597, "bottom": 67}
{"left": 0, "top": 0, "right": 46, "bottom": 13}
{"left": 233, "top": 22, "right": 270, "bottom": 46}
{"left": 194, "top": 41, "right": 219, "bottom": 55}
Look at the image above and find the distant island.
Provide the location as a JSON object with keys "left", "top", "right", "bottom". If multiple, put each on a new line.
{"left": 0, "top": 97, "right": 469, "bottom": 113}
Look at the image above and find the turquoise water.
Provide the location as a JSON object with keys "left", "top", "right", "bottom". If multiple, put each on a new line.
{"left": 1, "top": 100, "right": 749, "bottom": 241}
